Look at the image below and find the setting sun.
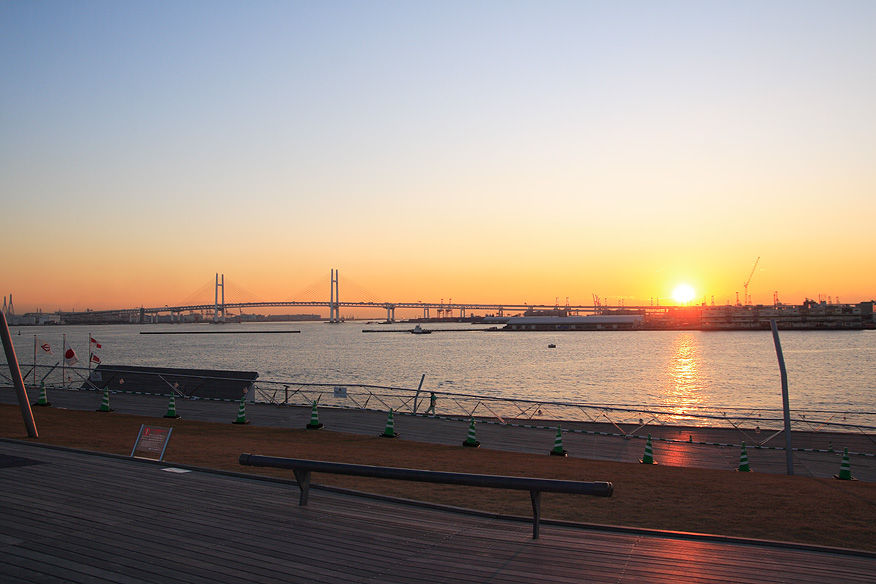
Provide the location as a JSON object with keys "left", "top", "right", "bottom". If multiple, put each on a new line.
{"left": 672, "top": 283, "right": 696, "bottom": 304}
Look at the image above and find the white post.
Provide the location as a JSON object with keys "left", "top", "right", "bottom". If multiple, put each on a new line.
{"left": 770, "top": 320, "right": 794, "bottom": 475}
{"left": 61, "top": 333, "right": 66, "bottom": 388}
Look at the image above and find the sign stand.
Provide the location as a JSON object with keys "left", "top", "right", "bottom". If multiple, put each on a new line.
{"left": 130, "top": 424, "right": 173, "bottom": 461}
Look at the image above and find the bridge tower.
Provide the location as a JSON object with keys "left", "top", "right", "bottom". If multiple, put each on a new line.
{"left": 214, "top": 273, "right": 226, "bottom": 323}
{"left": 329, "top": 268, "right": 340, "bottom": 323}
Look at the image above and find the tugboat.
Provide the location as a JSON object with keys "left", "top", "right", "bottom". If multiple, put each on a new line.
{"left": 410, "top": 324, "right": 432, "bottom": 335}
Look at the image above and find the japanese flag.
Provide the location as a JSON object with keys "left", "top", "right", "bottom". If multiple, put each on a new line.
{"left": 64, "top": 347, "right": 78, "bottom": 366}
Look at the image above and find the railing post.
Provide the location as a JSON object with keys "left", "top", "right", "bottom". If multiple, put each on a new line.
{"left": 530, "top": 489, "right": 541, "bottom": 539}
{"left": 293, "top": 469, "right": 311, "bottom": 506}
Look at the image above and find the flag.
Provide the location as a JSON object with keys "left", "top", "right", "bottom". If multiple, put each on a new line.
{"left": 37, "top": 338, "right": 53, "bottom": 354}
{"left": 89, "top": 336, "right": 102, "bottom": 349}
{"left": 90, "top": 353, "right": 101, "bottom": 364}
{"left": 64, "top": 347, "right": 78, "bottom": 366}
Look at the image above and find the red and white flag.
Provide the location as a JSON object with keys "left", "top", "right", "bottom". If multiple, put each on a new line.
{"left": 90, "top": 353, "right": 101, "bottom": 364}
{"left": 36, "top": 338, "right": 53, "bottom": 354}
{"left": 64, "top": 347, "right": 78, "bottom": 366}
{"left": 89, "top": 336, "right": 102, "bottom": 349}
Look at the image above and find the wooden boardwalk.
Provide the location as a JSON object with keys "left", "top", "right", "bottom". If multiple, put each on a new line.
{"left": 1, "top": 440, "right": 874, "bottom": 583}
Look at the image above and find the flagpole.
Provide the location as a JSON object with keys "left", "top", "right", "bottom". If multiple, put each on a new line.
{"left": 62, "top": 333, "right": 66, "bottom": 388}
{"left": 87, "top": 331, "right": 91, "bottom": 378}
{"left": 33, "top": 335, "right": 37, "bottom": 389}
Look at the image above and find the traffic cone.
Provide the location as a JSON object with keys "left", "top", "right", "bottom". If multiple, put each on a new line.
{"left": 550, "top": 427, "right": 567, "bottom": 456}
{"left": 32, "top": 381, "right": 51, "bottom": 407}
{"left": 737, "top": 442, "right": 751, "bottom": 472}
{"left": 306, "top": 401, "right": 323, "bottom": 429}
{"left": 834, "top": 448, "right": 854, "bottom": 480}
{"left": 232, "top": 396, "right": 249, "bottom": 424}
{"left": 462, "top": 417, "right": 480, "bottom": 447}
{"left": 163, "top": 393, "right": 180, "bottom": 419}
{"left": 640, "top": 434, "right": 656, "bottom": 464}
{"left": 96, "top": 386, "right": 113, "bottom": 412}
{"left": 379, "top": 408, "right": 398, "bottom": 438}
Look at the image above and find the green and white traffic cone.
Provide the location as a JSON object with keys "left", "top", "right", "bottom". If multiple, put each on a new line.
{"left": 32, "top": 381, "right": 51, "bottom": 407}
{"left": 96, "top": 386, "right": 113, "bottom": 412}
{"left": 550, "top": 427, "right": 567, "bottom": 456}
{"left": 232, "top": 396, "right": 249, "bottom": 424}
{"left": 737, "top": 442, "right": 751, "bottom": 472}
{"left": 306, "top": 401, "right": 323, "bottom": 429}
{"left": 834, "top": 448, "right": 854, "bottom": 480}
{"left": 379, "top": 408, "right": 398, "bottom": 438}
{"left": 163, "top": 394, "right": 180, "bottom": 419}
{"left": 462, "top": 417, "right": 480, "bottom": 447}
{"left": 640, "top": 434, "right": 656, "bottom": 464}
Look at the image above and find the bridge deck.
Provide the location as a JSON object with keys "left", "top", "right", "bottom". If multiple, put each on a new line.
{"left": 1, "top": 439, "right": 874, "bottom": 583}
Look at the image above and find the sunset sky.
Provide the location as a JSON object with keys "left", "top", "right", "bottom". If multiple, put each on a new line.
{"left": 2, "top": 1, "right": 874, "bottom": 313}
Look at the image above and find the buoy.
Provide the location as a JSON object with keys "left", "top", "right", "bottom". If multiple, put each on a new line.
{"left": 306, "top": 401, "right": 323, "bottom": 429}
{"left": 640, "top": 434, "right": 656, "bottom": 464}
{"left": 232, "top": 396, "right": 249, "bottom": 424}
{"left": 550, "top": 427, "right": 567, "bottom": 456}
{"left": 462, "top": 417, "right": 480, "bottom": 447}
{"left": 379, "top": 408, "right": 398, "bottom": 438}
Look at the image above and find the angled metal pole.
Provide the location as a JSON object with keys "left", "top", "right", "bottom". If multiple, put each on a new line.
{"left": 770, "top": 320, "right": 793, "bottom": 475}
{"left": 0, "top": 311, "right": 38, "bottom": 437}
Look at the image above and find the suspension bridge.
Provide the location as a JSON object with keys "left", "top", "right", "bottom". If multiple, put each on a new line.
{"left": 56, "top": 269, "right": 654, "bottom": 324}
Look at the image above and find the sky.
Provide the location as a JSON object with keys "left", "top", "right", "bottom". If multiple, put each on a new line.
{"left": 2, "top": 0, "right": 875, "bottom": 313}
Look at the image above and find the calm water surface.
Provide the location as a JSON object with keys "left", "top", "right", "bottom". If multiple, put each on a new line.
{"left": 8, "top": 322, "right": 875, "bottom": 425}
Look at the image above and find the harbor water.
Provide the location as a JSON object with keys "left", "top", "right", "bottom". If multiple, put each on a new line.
{"left": 5, "top": 322, "right": 875, "bottom": 429}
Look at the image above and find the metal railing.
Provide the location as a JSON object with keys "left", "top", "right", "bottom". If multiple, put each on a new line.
{"left": 238, "top": 453, "right": 613, "bottom": 538}
{"left": 4, "top": 363, "right": 875, "bottom": 446}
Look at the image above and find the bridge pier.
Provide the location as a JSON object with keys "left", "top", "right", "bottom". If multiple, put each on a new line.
{"left": 385, "top": 304, "right": 396, "bottom": 323}
{"left": 329, "top": 269, "right": 340, "bottom": 323}
{"left": 214, "top": 273, "right": 226, "bottom": 323}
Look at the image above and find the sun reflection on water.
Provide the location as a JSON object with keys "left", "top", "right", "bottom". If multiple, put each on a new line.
{"left": 664, "top": 333, "right": 703, "bottom": 424}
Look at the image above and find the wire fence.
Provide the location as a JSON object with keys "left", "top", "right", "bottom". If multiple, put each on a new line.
{"left": 7, "top": 362, "right": 874, "bottom": 441}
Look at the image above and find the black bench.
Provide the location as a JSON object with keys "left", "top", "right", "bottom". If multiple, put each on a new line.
{"left": 239, "top": 453, "right": 613, "bottom": 538}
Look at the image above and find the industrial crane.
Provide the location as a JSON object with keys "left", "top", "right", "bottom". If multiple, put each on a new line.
{"left": 743, "top": 256, "right": 760, "bottom": 306}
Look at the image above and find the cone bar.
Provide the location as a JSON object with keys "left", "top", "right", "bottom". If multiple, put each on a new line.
{"left": 550, "top": 427, "right": 567, "bottom": 456}
{"left": 232, "top": 396, "right": 249, "bottom": 424}
{"left": 32, "top": 381, "right": 51, "bottom": 407}
{"left": 462, "top": 417, "right": 480, "bottom": 447}
{"left": 640, "top": 434, "right": 656, "bottom": 464}
{"left": 164, "top": 393, "right": 180, "bottom": 419}
{"left": 306, "top": 401, "right": 323, "bottom": 429}
{"left": 379, "top": 408, "right": 398, "bottom": 438}
{"left": 96, "top": 386, "right": 113, "bottom": 412}
{"left": 834, "top": 448, "right": 854, "bottom": 480}
{"left": 737, "top": 442, "right": 751, "bottom": 472}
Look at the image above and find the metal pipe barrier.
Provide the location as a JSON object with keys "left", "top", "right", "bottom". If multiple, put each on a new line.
{"left": 238, "top": 453, "right": 613, "bottom": 539}
{"left": 6, "top": 363, "right": 875, "bottom": 449}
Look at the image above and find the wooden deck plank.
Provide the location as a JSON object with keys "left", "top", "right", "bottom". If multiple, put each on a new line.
{"left": 1, "top": 440, "right": 873, "bottom": 584}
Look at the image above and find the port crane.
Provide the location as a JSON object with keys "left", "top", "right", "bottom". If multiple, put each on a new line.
{"left": 743, "top": 256, "right": 760, "bottom": 306}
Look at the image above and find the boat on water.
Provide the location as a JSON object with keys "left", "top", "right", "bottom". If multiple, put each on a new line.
{"left": 410, "top": 324, "right": 432, "bottom": 335}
